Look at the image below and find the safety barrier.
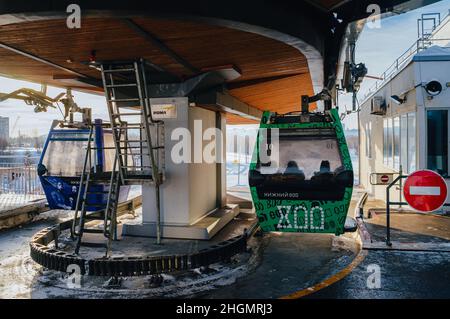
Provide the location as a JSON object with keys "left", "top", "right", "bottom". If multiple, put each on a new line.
{"left": 0, "top": 164, "right": 43, "bottom": 195}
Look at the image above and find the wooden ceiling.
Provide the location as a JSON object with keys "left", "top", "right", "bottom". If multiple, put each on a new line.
{"left": 0, "top": 17, "right": 314, "bottom": 124}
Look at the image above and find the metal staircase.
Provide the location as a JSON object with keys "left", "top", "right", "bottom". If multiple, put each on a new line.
{"left": 71, "top": 59, "right": 165, "bottom": 256}
{"left": 71, "top": 127, "right": 121, "bottom": 255}
{"left": 101, "top": 59, "right": 165, "bottom": 185}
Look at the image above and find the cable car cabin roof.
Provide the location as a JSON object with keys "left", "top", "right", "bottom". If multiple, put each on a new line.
{"left": 0, "top": 0, "right": 440, "bottom": 124}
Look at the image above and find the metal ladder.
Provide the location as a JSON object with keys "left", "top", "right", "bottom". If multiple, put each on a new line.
{"left": 71, "top": 59, "right": 165, "bottom": 256}
{"left": 100, "top": 59, "right": 164, "bottom": 244}
{"left": 71, "top": 127, "right": 120, "bottom": 256}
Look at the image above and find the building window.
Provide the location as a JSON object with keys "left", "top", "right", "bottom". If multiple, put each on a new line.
{"left": 383, "top": 118, "right": 388, "bottom": 166}
{"left": 401, "top": 114, "right": 408, "bottom": 172}
{"left": 383, "top": 118, "right": 393, "bottom": 167}
{"left": 400, "top": 113, "right": 416, "bottom": 174}
{"left": 365, "top": 122, "right": 372, "bottom": 158}
{"left": 384, "top": 115, "right": 415, "bottom": 172}
{"left": 393, "top": 117, "right": 400, "bottom": 170}
{"left": 385, "top": 119, "right": 394, "bottom": 168}
{"left": 427, "top": 110, "right": 448, "bottom": 178}
{"left": 407, "top": 113, "right": 416, "bottom": 173}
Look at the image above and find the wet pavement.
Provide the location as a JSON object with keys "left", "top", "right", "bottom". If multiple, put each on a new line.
{"left": 0, "top": 215, "right": 62, "bottom": 298}
{"left": 308, "top": 198, "right": 450, "bottom": 299}
{"left": 0, "top": 209, "right": 253, "bottom": 299}
{"left": 364, "top": 212, "right": 450, "bottom": 243}
{"left": 201, "top": 233, "right": 357, "bottom": 299}
{"left": 0, "top": 207, "right": 358, "bottom": 299}
{"left": 307, "top": 249, "right": 450, "bottom": 298}
{"left": 1, "top": 188, "right": 449, "bottom": 299}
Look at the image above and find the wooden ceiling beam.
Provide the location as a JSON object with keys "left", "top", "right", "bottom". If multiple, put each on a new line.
{"left": 0, "top": 41, "right": 90, "bottom": 79}
{"left": 122, "top": 18, "right": 200, "bottom": 75}
{"left": 227, "top": 73, "right": 304, "bottom": 90}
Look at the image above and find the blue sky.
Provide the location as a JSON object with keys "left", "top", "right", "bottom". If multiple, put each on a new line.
{"left": 340, "top": 0, "right": 450, "bottom": 129}
{"left": 0, "top": 0, "right": 449, "bottom": 136}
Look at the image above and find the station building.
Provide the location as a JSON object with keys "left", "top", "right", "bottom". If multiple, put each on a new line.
{"left": 359, "top": 12, "right": 450, "bottom": 210}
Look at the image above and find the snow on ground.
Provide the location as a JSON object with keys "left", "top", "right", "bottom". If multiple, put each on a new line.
{"left": 0, "top": 206, "right": 260, "bottom": 299}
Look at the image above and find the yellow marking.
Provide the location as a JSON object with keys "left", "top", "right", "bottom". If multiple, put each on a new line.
{"left": 280, "top": 249, "right": 367, "bottom": 299}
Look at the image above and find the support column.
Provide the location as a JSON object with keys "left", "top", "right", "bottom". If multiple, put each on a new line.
{"left": 216, "top": 111, "right": 227, "bottom": 208}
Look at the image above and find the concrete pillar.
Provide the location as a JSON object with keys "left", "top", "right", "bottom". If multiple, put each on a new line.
{"left": 216, "top": 111, "right": 227, "bottom": 208}
{"left": 122, "top": 98, "right": 239, "bottom": 239}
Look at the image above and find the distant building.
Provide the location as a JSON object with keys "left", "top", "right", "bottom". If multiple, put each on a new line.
{"left": 359, "top": 12, "right": 450, "bottom": 210}
{"left": 0, "top": 116, "right": 9, "bottom": 141}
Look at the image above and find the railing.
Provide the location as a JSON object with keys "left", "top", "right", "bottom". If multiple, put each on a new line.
{"left": 362, "top": 38, "right": 450, "bottom": 102}
{"left": 0, "top": 163, "right": 44, "bottom": 195}
{"left": 361, "top": 9, "right": 450, "bottom": 102}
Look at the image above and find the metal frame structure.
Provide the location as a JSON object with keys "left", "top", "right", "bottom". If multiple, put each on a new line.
{"left": 385, "top": 168, "right": 450, "bottom": 246}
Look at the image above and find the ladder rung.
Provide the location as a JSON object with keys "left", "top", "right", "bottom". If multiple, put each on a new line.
{"left": 85, "top": 215, "right": 105, "bottom": 221}
{"left": 91, "top": 146, "right": 140, "bottom": 150}
{"left": 95, "top": 146, "right": 145, "bottom": 150}
{"left": 89, "top": 181, "right": 110, "bottom": 185}
{"left": 85, "top": 203, "right": 107, "bottom": 207}
{"left": 121, "top": 165, "right": 153, "bottom": 168}
{"left": 83, "top": 229, "right": 105, "bottom": 234}
{"left": 112, "top": 126, "right": 145, "bottom": 130}
{"left": 108, "top": 98, "right": 140, "bottom": 102}
{"left": 86, "top": 191, "right": 111, "bottom": 195}
{"left": 80, "top": 242, "right": 107, "bottom": 248}
{"left": 106, "top": 83, "right": 137, "bottom": 88}
{"left": 103, "top": 68, "right": 136, "bottom": 73}
{"left": 119, "top": 140, "right": 147, "bottom": 143}
{"left": 113, "top": 112, "right": 143, "bottom": 117}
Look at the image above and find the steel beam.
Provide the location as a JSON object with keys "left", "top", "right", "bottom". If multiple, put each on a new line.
{"left": 193, "top": 89, "right": 263, "bottom": 121}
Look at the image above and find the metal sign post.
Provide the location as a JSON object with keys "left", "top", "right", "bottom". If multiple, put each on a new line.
{"left": 385, "top": 168, "right": 450, "bottom": 246}
{"left": 385, "top": 168, "right": 407, "bottom": 246}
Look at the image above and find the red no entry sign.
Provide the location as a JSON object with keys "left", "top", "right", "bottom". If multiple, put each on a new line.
{"left": 403, "top": 170, "right": 448, "bottom": 212}
{"left": 380, "top": 175, "right": 390, "bottom": 183}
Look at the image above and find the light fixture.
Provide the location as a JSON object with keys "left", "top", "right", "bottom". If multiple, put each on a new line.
{"left": 390, "top": 95, "right": 405, "bottom": 105}
{"left": 425, "top": 80, "right": 442, "bottom": 96}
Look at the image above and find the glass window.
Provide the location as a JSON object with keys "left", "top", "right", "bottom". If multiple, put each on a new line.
{"left": 407, "top": 113, "right": 416, "bottom": 173}
{"left": 260, "top": 136, "right": 343, "bottom": 180}
{"left": 427, "top": 110, "right": 448, "bottom": 177}
{"left": 393, "top": 117, "right": 400, "bottom": 170}
{"left": 42, "top": 137, "right": 91, "bottom": 176}
{"left": 401, "top": 115, "right": 408, "bottom": 172}
{"left": 387, "top": 118, "right": 393, "bottom": 168}
{"left": 383, "top": 118, "right": 388, "bottom": 166}
{"left": 366, "top": 122, "right": 372, "bottom": 158}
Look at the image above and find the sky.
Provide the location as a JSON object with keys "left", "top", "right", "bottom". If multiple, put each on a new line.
{"left": 340, "top": 0, "right": 450, "bottom": 129}
{"left": 0, "top": 0, "right": 449, "bottom": 136}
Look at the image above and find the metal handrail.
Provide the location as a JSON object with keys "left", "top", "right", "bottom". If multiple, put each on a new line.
{"left": 361, "top": 10, "right": 450, "bottom": 103}
{"left": 104, "top": 154, "right": 117, "bottom": 236}
{"left": 362, "top": 38, "right": 450, "bottom": 102}
{"left": 71, "top": 126, "right": 94, "bottom": 237}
